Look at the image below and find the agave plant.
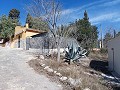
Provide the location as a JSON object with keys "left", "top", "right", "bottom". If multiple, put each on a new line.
{"left": 65, "top": 43, "right": 87, "bottom": 64}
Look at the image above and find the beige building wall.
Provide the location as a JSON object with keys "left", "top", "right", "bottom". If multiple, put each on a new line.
{"left": 15, "top": 26, "right": 26, "bottom": 35}
{"left": 26, "top": 31, "right": 39, "bottom": 37}
{"left": 108, "top": 35, "right": 120, "bottom": 75}
{"left": 11, "top": 24, "right": 42, "bottom": 49}
{"left": 11, "top": 26, "right": 26, "bottom": 48}
{"left": 11, "top": 33, "right": 23, "bottom": 48}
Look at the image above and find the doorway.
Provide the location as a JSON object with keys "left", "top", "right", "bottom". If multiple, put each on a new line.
{"left": 18, "top": 36, "right": 20, "bottom": 48}
{"left": 111, "top": 48, "right": 114, "bottom": 71}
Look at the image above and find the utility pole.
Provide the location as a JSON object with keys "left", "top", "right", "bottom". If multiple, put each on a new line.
{"left": 113, "top": 29, "right": 116, "bottom": 38}
{"left": 100, "top": 24, "right": 103, "bottom": 48}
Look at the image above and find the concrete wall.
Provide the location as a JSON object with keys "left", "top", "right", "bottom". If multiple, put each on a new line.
{"left": 27, "top": 35, "right": 79, "bottom": 50}
{"left": 27, "top": 37, "right": 44, "bottom": 49}
{"left": 108, "top": 35, "right": 120, "bottom": 75}
{"left": 26, "top": 36, "right": 79, "bottom": 56}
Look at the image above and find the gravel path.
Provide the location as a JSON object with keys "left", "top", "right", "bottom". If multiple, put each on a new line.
{"left": 0, "top": 47, "right": 62, "bottom": 90}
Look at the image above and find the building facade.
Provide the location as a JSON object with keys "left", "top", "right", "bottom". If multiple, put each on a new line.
{"left": 11, "top": 24, "right": 46, "bottom": 49}
{"left": 108, "top": 35, "right": 120, "bottom": 75}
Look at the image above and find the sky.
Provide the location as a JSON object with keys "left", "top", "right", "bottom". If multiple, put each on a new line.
{"left": 0, "top": 0, "right": 120, "bottom": 38}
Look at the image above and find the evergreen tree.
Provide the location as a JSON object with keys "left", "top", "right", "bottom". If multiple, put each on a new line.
{"left": 9, "top": 9, "right": 20, "bottom": 19}
{"left": 32, "top": 18, "right": 49, "bottom": 31}
{"left": 68, "top": 10, "right": 98, "bottom": 49}
{"left": 116, "top": 31, "right": 120, "bottom": 37}
{"left": 113, "top": 30, "right": 116, "bottom": 38}
{"left": 8, "top": 9, "right": 20, "bottom": 25}
{"left": 103, "top": 32, "right": 113, "bottom": 48}
{"left": 26, "top": 13, "right": 33, "bottom": 28}
{"left": 83, "top": 10, "right": 89, "bottom": 21}
{"left": 0, "top": 15, "right": 15, "bottom": 40}
{"left": 25, "top": 14, "right": 49, "bottom": 31}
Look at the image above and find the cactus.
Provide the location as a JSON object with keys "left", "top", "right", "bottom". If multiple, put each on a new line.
{"left": 65, "top": 43, "right": 87, "bottom": 64}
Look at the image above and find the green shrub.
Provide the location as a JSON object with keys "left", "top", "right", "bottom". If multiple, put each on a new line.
{"left": 100, "top": 48, "right": 108, "bottom": 54}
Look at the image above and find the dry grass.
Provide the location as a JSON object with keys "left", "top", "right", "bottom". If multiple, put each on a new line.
{"left": 40, "top": 57, "right": 112, "bottom": 90}
{"left": 28, "top": 59, "right": 73, "bottom": 90}
{"left": 29, "top": 51, "right": 113, "bottom": 90}
{"left": 89, "top": 51, "right": 108, "bottom": 60}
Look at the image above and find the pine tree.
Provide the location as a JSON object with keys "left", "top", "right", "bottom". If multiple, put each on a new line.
{"left": 104, "top": 32, "right": 113, "bottom": 48}
{"left": 26, "top": 13, "right": 33, "bottom": 28}
{"left": 9, "top": 9, "right": 20, "bottom": 19}
{"left": 113, "top": 30, "right": 116, "bottom": 38}
{"left": 69, "top": 10, "right": 98, "bottom": 49}
{"left": 0, "top": 15, "right": 15, "bottom": 39}
{"left": 83, "top": 10, "right": 89, "bottom": 21}
{"left": 25, "top": 14, "right": 49, "bottom": 31}
{"left": 8, "top": 9, "right": 20, "bottom": 25}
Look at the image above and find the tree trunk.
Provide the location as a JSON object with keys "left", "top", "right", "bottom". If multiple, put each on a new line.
{"left": 57, "top": 44, "right": 60, "bottom": 62}
{"left": 57, "top": 38, "right": 61, "bottom": 62}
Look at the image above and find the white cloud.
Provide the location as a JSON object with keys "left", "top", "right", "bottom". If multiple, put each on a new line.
{"left": 61, "top": 0, "right": 106, "bottom": 16}
{"left": 61, "top": 8, "right": 76, "bottom": 16}
{"left": 92, "top": 22, "right": 100, "bottom": 25}
{"left": 112, "top": 18, "right": 120, "bottom": 22}
{"left": 90, "top": 13, "right": 119, "bottom": 23}
{"left": 60, "top": 0, "right": 120, "bottom": 26}
{"left": 61, "top": 0, "right": 120, "bottom": 17}
{"left": 100, "top": 0, "right": 120, "bottom": 6}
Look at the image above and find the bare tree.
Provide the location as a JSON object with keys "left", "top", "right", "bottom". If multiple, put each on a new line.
{"left": 56, "top": 25, "right": 73, "bottom": 62}
{"left": 27, "top": 0, "right": 62, "bottom": 62}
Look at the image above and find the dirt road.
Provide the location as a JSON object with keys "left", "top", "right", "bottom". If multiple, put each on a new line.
{"left": 0, "top": 47, "right": 62, "bottom": 90}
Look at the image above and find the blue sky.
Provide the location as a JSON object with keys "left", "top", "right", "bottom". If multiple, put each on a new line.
{"left": 0, "top": 0, "right": 120, "bottom": 37}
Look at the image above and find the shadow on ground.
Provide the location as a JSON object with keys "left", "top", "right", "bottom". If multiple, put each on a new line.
{"left": 89, "top": 60, "right": 111, "bottom": 75}
{"left": 89, "top": 60, "right": 120, "bottom": 90}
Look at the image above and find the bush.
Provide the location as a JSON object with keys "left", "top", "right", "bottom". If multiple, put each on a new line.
{"left": 100, "top": 48, "right": 108, "bottom": 54}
